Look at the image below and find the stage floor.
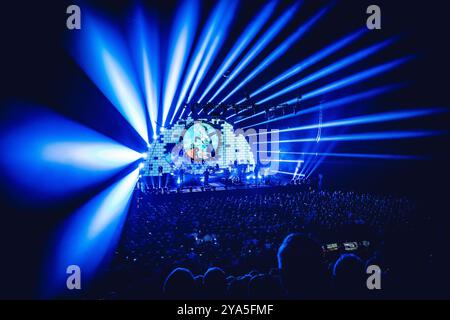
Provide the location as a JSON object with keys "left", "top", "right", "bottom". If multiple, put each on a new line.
{"left": 141, "top": 182, "right": 273, "bottom": 194}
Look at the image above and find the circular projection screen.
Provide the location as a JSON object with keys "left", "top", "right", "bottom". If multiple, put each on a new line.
{"left": 142, "top": 118, "right": 255, "bottom": 176}
{"left": 182, "top": 122, "right": 219, "bottom": 160}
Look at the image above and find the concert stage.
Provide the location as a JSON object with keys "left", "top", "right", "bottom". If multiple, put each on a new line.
{"left": 137, "top": 180, "right": 276, "bottom": 195}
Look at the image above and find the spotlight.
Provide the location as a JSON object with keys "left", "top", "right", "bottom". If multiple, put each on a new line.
{"left": 160, "top": 127, "right": 165, "bottom": 133}
{"left": 138, "top": 162, "right": 145, "bottom": 170}
{"left": 141, "top": 152, "right": 148, "bottom": 159}
{"left": 153, "top": 133, "right": 158, "bottom": 140}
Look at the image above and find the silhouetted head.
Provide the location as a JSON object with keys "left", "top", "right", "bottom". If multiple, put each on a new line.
{"left": 332, "top": 254, "right": 366, "bottom": 297}
{"left": 163, "top": 267, "right": 195, "bottom": 299}
{"left": 228, "top": 275, "right": 251, "bottom": 299}
{"left": 248, "top": 274, "right": 283, "bottom": 299}
{"left": 203, "top": 267, "right": 227, "bottom": 299}
{"left": 277, "top": 233, "right": 327, "bottom": 298}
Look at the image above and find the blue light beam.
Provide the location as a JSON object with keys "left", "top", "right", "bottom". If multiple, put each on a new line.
{"left": 257, "top": 38, "right": 398, "bottom": 105}
{"left": 258, "top": 151, "right": 426, "bottom": 160}
{"left": 198, "top": 0, "right": 277, "bottom": 104}
{"left": 208, "top": 1, "right": 301, "bottom": 105}
{"left": 247, "top": 108, "right": 444, "bottom": 136}
{"left": 300, "top": 56, "right": 412, "bottom": 102}
{"left": 234, "top": 28, "right": 367, "bottom": 106}
{"left": 255, "top": 130, "right": 441, "bottom": 144}
{"left": 132, "top": 9, "right": 161, "bottom": 138}
{"left": 73, "top": 16, "right": 149, "bottom": 143}
{"left": 221, "top": 5, "right": 330, "bottom": 104}
{"left": 0, "top": 107, "right": 142, "bottom": 200}
{"left": 236, "top": 56, "right": 410, "bottom": 124}
{"left": 44, "top": 168, "right": 139, "bottom": 297}
{"left": 170, "top": 0, "right": 237, "bottom": 125}
{"left": 241, "top": 84, "right": 402, "bottom": 128}
{"left": 162, "top": 0, "right": 199, "bottom": 126}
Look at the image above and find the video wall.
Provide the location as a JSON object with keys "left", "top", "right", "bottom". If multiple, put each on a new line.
{"left": 142, "top": 118, "right": 256, "bottom": 176}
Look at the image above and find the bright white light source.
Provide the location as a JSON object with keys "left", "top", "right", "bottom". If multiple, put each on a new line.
{"left": 42, "top": 142, "right": 142, "bottom": 171}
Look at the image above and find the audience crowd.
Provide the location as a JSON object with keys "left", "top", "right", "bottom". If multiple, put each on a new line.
{"left": 93, "top": 185, "right": 435, "bottom": 299}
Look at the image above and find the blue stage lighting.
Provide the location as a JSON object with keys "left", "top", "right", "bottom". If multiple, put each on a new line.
{"left": 271, "top": 170, "right": 299, "bottom": 176}
{"left": 199, "top": 0, "right": 277, "bottom": 105}
{"left": 300, "top": 56, "right": 412, "bottom": 102}
{"left": 73, "top": 15, "right": 149, "bottom": 143}
{"left": 247, "top": 108, "right": 444, "bottom": 136}
{"left": 170, "top": 0, "right": 237, "bottom": 124}
{"left": 234, "top": 29, "right": 367, "bottom": 105}
{"left": 257, "top": 38, "right": 398, "bottom": 105}
{"left": 188, "top": 35, "right": 224, "bottom": 103}
{"left": 234, "top": 111, "right": 266, "bottom": 124}
{"left": 221, "top": 5, "right": 330, "bottom": 104}
{"left": 242, "top": 84, "right": 403, "bottom": 129}
{"left": 255, "top": 130, "right": 441, "bottom": 144}
{"left": 162, "top": 0, "right": 199, "bottom": 126}
{"left": 132, "top": 9, "right": 161, "bottom": 139}
{"left": 44, "top": 168, "right": 139, "bottom": 297}
{"left": 0, "top": 107, "right": 141, "bottom": 201}
{"left": 258, "top": 151, "right": 425, "bottom": 160}
{"left": 179, "top": 107, "right": 187, "bottom": 119}
{"left": 208, "top": 1, "right": 300, "bottom": 105}
{"left": 237, "top": 54, "right": 410, "bottom": 125}
{"left": 269, "top": 159, "right": 306, "bottom": 163}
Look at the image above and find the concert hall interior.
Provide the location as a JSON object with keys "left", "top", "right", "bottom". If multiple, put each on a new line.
{"left": 0, "top": 0, "right": 449, "bottom": 300}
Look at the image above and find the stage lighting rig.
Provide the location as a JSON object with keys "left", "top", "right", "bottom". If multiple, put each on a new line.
{"left": 223, "top": 70, "right": 231, "bottom": 78}
{"left": 203, "top": 102, "right": 213, "bottom": 115}
{"left": 230, "top": 104, "right": 241, "bottom": 114}
{"left": 219, "top": 103, "right": 228, "bottom": 115}
{"left": 264, "top": 103, "right": 292, "bottom": 120}
{"left": 293, "top": 94, "right": 303, "bottom": 113}
{"left": 210, "top": 103, "right": 222, "bottom": 117}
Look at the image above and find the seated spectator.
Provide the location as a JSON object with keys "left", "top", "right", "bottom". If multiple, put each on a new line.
{"left": 203, "top": 267, "right": 227, "bottom": 299}
{"left": 228, "top": 275, "right": 251, "bottom": 299}
{"left": 193, "top": 275, "right": 204, "bottom": 298}
{"left": 248, "top": 274, "right": 284, "bottom": 299}
{"left": 332, "top": 254, "right": 366, "bottom": 298}
{"left": 103, "top": 185, "right": 417, "bottom": 299}
{"left": 163, "top": 267, "right": 196, "bottom": 299}
{"left": 277, "top": 233, "right": 328, "bottom": 298}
